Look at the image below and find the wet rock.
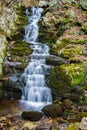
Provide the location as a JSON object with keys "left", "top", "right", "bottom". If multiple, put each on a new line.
{"left": 42, "top": 104, "right": 63, "bottom": 118}
{"left": 22, "top": 111, "right": 43, "bottom": 121}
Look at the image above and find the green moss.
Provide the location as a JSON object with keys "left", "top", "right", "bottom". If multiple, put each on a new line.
{"left": 10, "top": 41, "right": 32, "bottom": 56}
{"left": 47, "top": 63, "right": 86, "bottom": 99}
{"left": 46, "top": 66, "right": 72, "bottom": 98}
{"left": 50, "top": 37, "right": 85, "bottom": 57}
{"left": 60, "top": 64, "right": 86, "bottom": 86}
{"left": 78, "top": 111, "right": 87, "bottom": 118}
{"left": 60, "top": 45, "right": 83, "bottom": 58}
{"left": 63, "top": 109, "right": 78, "bottom": 119}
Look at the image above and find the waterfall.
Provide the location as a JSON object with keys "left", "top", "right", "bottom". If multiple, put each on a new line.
{"left": 21, "top": 7, "right": 52, "bottom": 111}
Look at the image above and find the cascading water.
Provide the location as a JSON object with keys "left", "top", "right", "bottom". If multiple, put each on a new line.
{"left": 21, "top": 7, "right": 52, "bottom": 111}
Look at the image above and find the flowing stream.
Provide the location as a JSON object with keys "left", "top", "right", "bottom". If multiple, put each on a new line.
{"left": 21, "top": 7, "right": 52, "bottom": 111}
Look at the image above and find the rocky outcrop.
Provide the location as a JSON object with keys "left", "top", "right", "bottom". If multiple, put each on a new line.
{"left": 40, "top": 0, "right": 87, "bottom": 104}
{"left": 2, "top": 6, "right": 33, "bottom": 99}
{"left": 0, "top": 5, "right": 19, "bottom": 98}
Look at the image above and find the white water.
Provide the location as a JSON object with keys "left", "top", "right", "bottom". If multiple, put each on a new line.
{"left": 21, "top": 7, "right": 52, "bottom": 111}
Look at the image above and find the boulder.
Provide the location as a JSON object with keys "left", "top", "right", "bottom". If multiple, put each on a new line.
{"left": 22, "top": 111, "right": 43, "bottom": 121}
{"left": 80, "top": 117, "right": 87, "bottom": 130}
{"left": 42, "top": 104, "right": 63, "bottom": 118}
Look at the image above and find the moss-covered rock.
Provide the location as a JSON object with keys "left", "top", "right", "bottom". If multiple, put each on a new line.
{"left": 51, "top": 37, "right": 85, "bottom": 57}
{"left": 22, "top": 111, "right": 43, "bottom": 121}
{"left": 60, "top": 64, "right": 86, "bottom": 86}
{"left": 63, "top": 99, "right": 72, "bottom": 109}
{"left": 46, "top": 56, "right": 65, "bottom": 66}
{"left": 42, "top": 104, "right": 63, "bottom": 118}
{"left": 46, "top": 63, "right": 86, "bottom": 99}
{"left": 2, "top": 5, "right": 32, "bottom": 99}
{"left": 46, "top": 66, "right": 72, "bottom": 98}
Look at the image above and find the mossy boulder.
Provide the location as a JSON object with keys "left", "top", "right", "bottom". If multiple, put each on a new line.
{"left": 42, "top": 104, "right": 63, "bottom": 118}
{"left": 60, "top": 44, "right": 83, "bottom": 58}
{"left": 8, "top": 40, "right": 32, "bottom": 57}
{"left": 46, "top": 64, "right": 86, "bottom": 99}
{"left": 22, "top": 111, "right": 43, "bottom": 121}
{"left": 60, "top": 64, "right": 86, "bottom": 86}
{"left": 46, "top": 66, "right": 72, "bottom": 98}
{"left": 51, "top": 37, "right": 85, "bottom": 57}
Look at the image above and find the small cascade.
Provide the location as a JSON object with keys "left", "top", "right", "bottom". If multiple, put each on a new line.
{"left": 21, "top": 7, "right": 52, "bottom": 111}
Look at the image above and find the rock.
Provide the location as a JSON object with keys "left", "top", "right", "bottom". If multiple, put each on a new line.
{"left": 80, "top": 117, "right": 87, "bottom": 129}
{"left": 42, "top": 104, "right": 63, "bottom": 118}
{"left": 63, "top": 99, "right": 72, "bottom": 109}
{"left": 80, "top": 0, "right": 87, "bottom": 10}
{"left": 35, "top": 117, "right": 53, "bottom": 130}
{"left": 63, "top": 109, "right": 79, "bottom": 121}
{"left": 46, "top": 66, "right": 72, "bottom": 98}
{"left": 69, "top": 94, "right": 80, "bottom": 102}
{"left": 22, "top": 111, "right": 43, "bottom": 121}
{"left": 39, "top": 0, "right": 48, "bottom": 7}
{"left": 83, "top": 106, "right": 87, "bottom": 112}
{"left": 46, "top": 56, "right": 65, "bottom": 66}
